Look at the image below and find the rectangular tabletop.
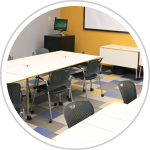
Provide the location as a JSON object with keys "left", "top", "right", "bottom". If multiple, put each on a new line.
{"left": 52, "top": 122, "right": 111, "bottom": 144}
{"left": 6, "top": 73, "right": 26, "bottom": 83}
{"left": 97, "top": 102, "right": 135, "bottom": 121}
{"left": 53, "top": 102, "right": 135, "bottom": 143}
{"left": 7, "top": 51, "right": 101, "bottom": 78}
{"left": 128, "top": 98, "right": 139, "bottom": 106}
{"left": 82, "top": 113, "right": 125, "bottom": 132}
{"left": 101, "top": 44, "right": 139, "bottom": 53}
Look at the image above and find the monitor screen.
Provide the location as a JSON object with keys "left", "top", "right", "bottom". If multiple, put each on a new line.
{"left": 54, "top": 19, "right": 68, "bottom": 31}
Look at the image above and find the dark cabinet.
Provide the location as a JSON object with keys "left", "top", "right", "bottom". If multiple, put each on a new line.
{"left": 44, "top": 34, "right": 75, "bottom": 52}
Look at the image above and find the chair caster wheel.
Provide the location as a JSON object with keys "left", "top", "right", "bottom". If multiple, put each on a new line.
{"left": 90, "top": 88, "right": 94, "bottom": 91}
{"left": 59, "top": 102, "right": 63, "bottom": 106}
{"left": 37, "top": 90, "right": 41, "bottom": 93}
{"left": 83, "top": 89, "right": 85, "bottom": 92}
{"left": 137, "top": 78, "right": 140, "bottom": 81}
{"left": 134, "top": 78, "right": 137, "bottom": 81}
{"left": 31, "top": 110, "right": 34, "bottom": 114}
{"left": 54, "top": 103, "right": 57, "bottom": 106}
{"left": 68, "top": 98, "right": 71, "bottom": 102}
{"left": 27, "top": 116, "right": 32, "bottom": 120}
{"left": 101, "top": 94, "right": 104, "bottom": 97}
{"left": 49, "top": 120, "right": 52, "bottom": 123}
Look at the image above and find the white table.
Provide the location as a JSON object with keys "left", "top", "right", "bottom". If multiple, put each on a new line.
{"left": 128, "top": 98, "right": 138, "bottom": 106}
{"left": 6, "top": 73, "right": 27, "bottom": 83}
{"left": 100, "top": 44, "right": 139, "bottom": 79}
{"left": 52, "top": 102, "right": 135, "bottom": 144}
{"left": 6, "top": 51, "right": 101, "bottom": 120}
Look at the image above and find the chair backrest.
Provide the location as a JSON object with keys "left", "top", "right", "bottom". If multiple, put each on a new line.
{"left": 118, "top": 81, "right": 137, "bottom": 104}
{"left": 64, "top": 101, "right": 94, "bottom": 128}
{"left": 8, "top": 55, "right": 11, "bottom": 61}
{"left": 84, "top": 58, "right": 103, "bottom": 78}
{"left": 35, "top": 48, "right": 49, "bottom": 55}
{"left": 7, "top": 83, "right": 24, "bottom": 109}
{"left": 47, "top": 68, "right": 72, "bottom": 91}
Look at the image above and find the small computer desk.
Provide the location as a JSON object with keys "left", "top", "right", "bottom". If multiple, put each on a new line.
{"left": 52, "top": 102, "right": 136, "bottom": 144}
{"left": 6, "top": 51, "right": 101, "bottom": 120}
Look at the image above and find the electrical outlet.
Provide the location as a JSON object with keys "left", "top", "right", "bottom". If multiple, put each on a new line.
{"left": 49, "top": 16, "right": 51, "bottom": 20}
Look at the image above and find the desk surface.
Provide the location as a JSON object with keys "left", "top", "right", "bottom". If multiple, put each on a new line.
{"left": 6, "top": 73, "right": 26, "bottom": 83}
{"left": 7, "top": 51, "right": 101, "bottom": 79}
{"left": 101, "top": 44, "right": 139, "bottom": 53}
{"left": 52, "top": 102, "right": 135, "bottom": 144}
{"left": 97, "top": 102, "right": 135, "bottom": 121}
{"left": 128, "top": 98, "right": 139, "bottom": 106}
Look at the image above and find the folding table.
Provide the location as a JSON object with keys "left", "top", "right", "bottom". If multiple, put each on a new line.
{"left": 128, "top": 98, "right": 139, "bottom": 106}
{"left": 6, "top": 51, "right": 101, "bottom": 120}
{"left": 52, "top": 102, "right": 136, "bottom": 143}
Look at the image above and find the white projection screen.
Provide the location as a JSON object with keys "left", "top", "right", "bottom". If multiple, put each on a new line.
{"left": 84, "top": 7, "right": 128, "bottom": 33}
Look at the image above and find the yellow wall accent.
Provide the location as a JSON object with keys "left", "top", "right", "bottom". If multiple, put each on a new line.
{"left": 60, "top": 6, "right": 137, "bottom": 56}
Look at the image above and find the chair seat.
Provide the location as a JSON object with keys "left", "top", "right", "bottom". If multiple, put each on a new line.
{"left": 35, "top": 84, "right": 68, "bottom": 94}
{"left": 13, "top": 101, "right": 24, "bottom": 109}
{"left": 72, "top": 72, "right": 97, "bottom": 80}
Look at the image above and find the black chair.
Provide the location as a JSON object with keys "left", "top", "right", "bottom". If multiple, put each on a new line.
{"left": 8, "top": 55, "right": 11, "bottom": 61}
{"left": 7, "top": 83, "right": 24, "bottom": 117}
{"left": 72, "top": 58, "right": 104, "bottom": 101}
{"left": 118, "top": 81, "right": 137, "bottom": 104}
{"left": 31, "top": 68, "right": 73, "bottom": 123}
{"left": 64, "top": 101, "right": 94, "bottom": 128}
{"left": 35, "top": 48, "right": 49, "bottom": 55}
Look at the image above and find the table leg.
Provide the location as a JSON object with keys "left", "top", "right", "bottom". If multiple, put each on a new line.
{"left": 138, "top": 66, "right": 142, "bottom": 80}
{"left": 26, "top": 78, "right": 32, "bottom": 120}
{"left": 134, "top": 69, "right": 138, "bottom": 80}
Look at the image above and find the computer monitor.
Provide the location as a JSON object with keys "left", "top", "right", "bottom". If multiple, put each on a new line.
{"left": 54, "top": 18, "right": 68, "bottom": 34}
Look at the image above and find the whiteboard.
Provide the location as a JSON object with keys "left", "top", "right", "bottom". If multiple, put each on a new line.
{"left": 84, "top": 7, "right": 128, "bottom": 33}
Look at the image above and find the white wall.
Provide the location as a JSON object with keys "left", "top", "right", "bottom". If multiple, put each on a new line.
{"left": 10, "top": 8, "right": 60, "bottom": 59}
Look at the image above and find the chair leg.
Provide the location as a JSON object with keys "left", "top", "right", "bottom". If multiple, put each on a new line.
{"left": 47, "top": 92, "right": 52, "bottom": 123}
{"left": 67, "top": 85, "right": 72, "bottom": 99}
{"left": 98, "top": 73, "right": 104, "bottom": 97}
{"left": 69, "top": 86, "right": 73, "bottom": 102}
{"left": 59, "top": 93, "right": 63, "bottom": 106}
{"left": 20, "top": 108, "right": 24, "bottom": 118}
{"left": 83, "top": 82, "right": 85, "bottom": 92}
{"left": 37, "top": 76, "right": 40, "bottom": 93}
{"left": 54, "top": 94, "right": 57, "bottom": 106}
{"left": 90, "top": 80, "right": 94, "bottom": 91}
{"left": 100, "top": 63, "right": 102, "bottom": 74}
{"left": 84, "top": 78, "right": 88, "bottom": 100}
